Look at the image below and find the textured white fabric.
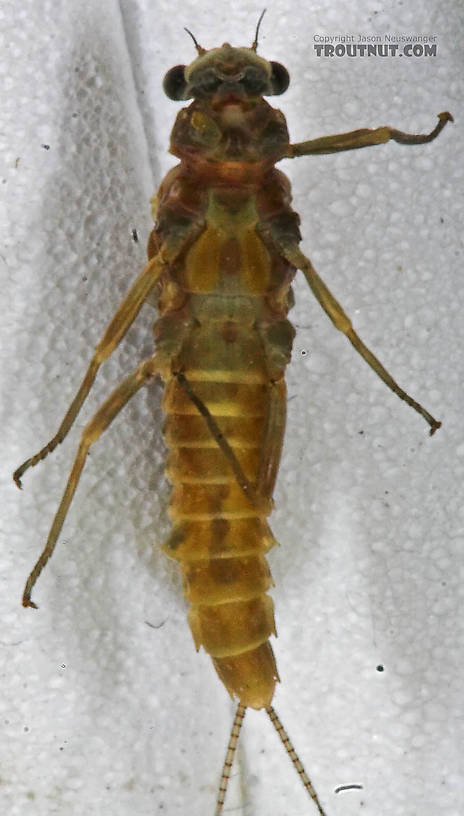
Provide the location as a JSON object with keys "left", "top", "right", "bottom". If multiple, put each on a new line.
{"left": 2, "top": 1, "right": 463, "bottom": 815}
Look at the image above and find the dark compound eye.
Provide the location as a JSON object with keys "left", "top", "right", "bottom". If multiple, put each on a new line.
{"left": 164, "top": 59, "right": 290, "bottom": 100}
{"left": 269, "top": 61, "right": 290, "bottom": 95}
{"left": 239, "top": 66, "right": 268, "bottom": 95}
{"left": 192, "top": 67, "right": 223, "bottom": 95}
{"left": 163, "top": 65, "right": 187, "bottom": 100}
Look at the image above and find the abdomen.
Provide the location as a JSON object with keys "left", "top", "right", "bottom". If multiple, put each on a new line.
{"left": 161, "top": 318, "right": 284, "bottom": 709}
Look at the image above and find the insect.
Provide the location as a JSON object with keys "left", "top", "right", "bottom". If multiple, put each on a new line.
{"left": 14, "top": 12, "right": 452, "bottom": 816}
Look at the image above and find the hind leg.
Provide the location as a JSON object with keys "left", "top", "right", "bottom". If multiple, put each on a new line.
{"left": 23, "top": 357, "right": 159, "bottom": 608}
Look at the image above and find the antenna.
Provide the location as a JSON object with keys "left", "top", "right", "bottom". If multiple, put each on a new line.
{"left": 251, "top": 8, "right": 267, "bottom": 51}
{"left": 184, "top": 27, "right": 206, "bottom": 55}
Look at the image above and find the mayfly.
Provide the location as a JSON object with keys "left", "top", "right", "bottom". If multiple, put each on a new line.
{"left": 14, "top": 11, "right": 452, "bottom": 815}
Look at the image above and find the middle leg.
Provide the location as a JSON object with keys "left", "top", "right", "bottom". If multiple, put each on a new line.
{"left": 282, "top": 244, "right": 441, "bottom": 434}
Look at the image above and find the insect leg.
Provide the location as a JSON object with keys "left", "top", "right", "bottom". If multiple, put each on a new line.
{"left": 22, "top": 357, "right": 159, "bottom": 608}
{"left": 215, "top": 703, "right": 247, "bottom": 816}
{"left": 14, "top": 253, "right": 166, "bottom": 487}
{"left": 174, "top": 372, "right": 269, "bottom": 513}
{"left": 267, "top": 706, "right": 328, "bottom": 816}
{"left": 283, "top": 244, "right": 440, "bottom": 434}
{"left": 286, "top": 111, "right": 453, "bottom": 157}
{"left": 256, "top": 379, "right": 286, "bottom": 501}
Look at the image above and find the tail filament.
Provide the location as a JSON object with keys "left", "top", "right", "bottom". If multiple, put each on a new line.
{"left": 266, "top": 706, "right": 328, "bottom": 816}
{"left": 215, "top": 703, "right": 247, "bottom": 816}
{"left": 215, "top": 704, "right": 327, "bottom": 816}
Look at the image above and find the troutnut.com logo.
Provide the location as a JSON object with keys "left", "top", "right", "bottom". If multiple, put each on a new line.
{"left": 314, "top": 34, "right": 438, "bottom": 57}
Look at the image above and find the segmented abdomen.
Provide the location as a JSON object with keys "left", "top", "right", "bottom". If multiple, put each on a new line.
{"left": 162, "top": 333, "right": 283, "bottom": 709}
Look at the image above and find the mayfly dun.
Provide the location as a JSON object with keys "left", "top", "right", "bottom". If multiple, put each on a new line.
{"left": 14, "top": 10, "right": 452, "bottom": 815}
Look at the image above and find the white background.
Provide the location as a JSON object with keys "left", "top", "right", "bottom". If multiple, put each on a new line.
{"left": 1, "top": 1, "right": 463, "bottom": 815}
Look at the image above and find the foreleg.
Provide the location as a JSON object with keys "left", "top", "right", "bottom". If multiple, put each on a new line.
{"left": 14, "top": 253, "right": 166, "bottom": 487}
{"left": 285, "top": 112, "right": 453, "bottom": 157}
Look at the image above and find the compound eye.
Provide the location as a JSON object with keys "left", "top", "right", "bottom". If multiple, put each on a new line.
{"left": 269, "top": 61, "right": 290, "bottom": 95}
{"left": 240, "top": 66, "right": 267, "bottom": 96}
{"left": 163, "top": 65, "right": 188, "bottom": 100}
{"left": 194, "top": 67, "right": 222, "bottom": 95}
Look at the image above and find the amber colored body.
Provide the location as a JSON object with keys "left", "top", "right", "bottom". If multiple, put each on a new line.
{"left": 148, "top": 94, "right": 301, "bottom": 709}
{"left": 15, "top": 40, "right": 450, "bottom": 810}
